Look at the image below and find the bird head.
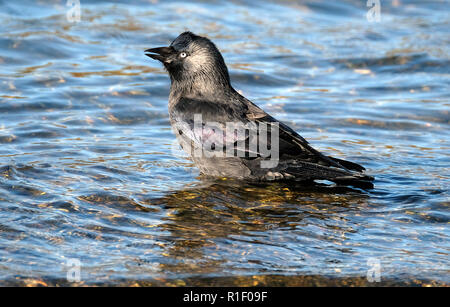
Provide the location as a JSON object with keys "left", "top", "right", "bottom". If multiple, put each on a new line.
{"left": 145, "top": 32, "right": 231, "bottom": 89}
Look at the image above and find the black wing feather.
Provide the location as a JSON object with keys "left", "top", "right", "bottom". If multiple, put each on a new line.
{"left": 171, "top": 96, "right": 367, "bottom": 174}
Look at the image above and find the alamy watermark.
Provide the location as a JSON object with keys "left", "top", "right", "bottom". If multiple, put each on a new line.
{"left": 367, "top": 258, "right": 381, "bottom": 282}
{"left": 65, "top": 258, "right": 81, "bottom": 282}
{"left": 66, "top": 0, "right": 81, "bottom": 23}
{"left": 172, "top": 114, "right": 280, "bottom": 168}
{"left": 366, "top": 0, "right": 381, "bottom": 22}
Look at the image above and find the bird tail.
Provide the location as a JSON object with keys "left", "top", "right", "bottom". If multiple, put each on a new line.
{"left": 332, "top": 173, "right": 374, "bottom": 189}
{"left": 328, "top": 157, "right": 374, "bottom": 188}
{"left": 284, "top": 161, "right": 374, "bottom": 189}
{"left": 329, "top": 156, "right": 366, "bottom": 172}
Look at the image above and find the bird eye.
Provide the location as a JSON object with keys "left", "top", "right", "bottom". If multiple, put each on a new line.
{"left": 180, "top": 52, "right": 187, "bottom": 58}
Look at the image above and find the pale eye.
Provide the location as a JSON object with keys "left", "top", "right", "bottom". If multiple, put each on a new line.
{"left": 180, "top": 52, "right": 187, "bottom": 58}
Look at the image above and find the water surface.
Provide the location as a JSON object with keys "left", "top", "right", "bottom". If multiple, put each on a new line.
{"left": 0, "top": 0, "right": 449, "bottom": 286}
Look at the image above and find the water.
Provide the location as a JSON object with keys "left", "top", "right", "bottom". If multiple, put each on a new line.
{"left": 0, "top": 0, "right": 449, "bottom": 286}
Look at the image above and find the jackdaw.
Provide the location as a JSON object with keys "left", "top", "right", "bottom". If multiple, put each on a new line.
{"left": 145, "top": 32, "right": 374, "bottom": 187}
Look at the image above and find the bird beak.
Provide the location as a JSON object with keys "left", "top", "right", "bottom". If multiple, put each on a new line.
{"left": 145, "top": 46, "right": 176, "bottom": 63}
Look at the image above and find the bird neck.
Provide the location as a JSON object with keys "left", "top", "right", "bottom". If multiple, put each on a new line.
{"left": 169, "top": 72, "right": 233, "bottom": 99}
